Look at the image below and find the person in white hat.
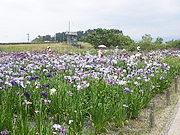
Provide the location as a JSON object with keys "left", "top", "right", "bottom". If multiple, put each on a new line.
{"left": 47, "top": 46, "right": 51, "bottom": 52}
{"left": 98, "top": 48, "right": 102, "bottom": 58}
{"left": 137, "top": 45, "right": 141, "bottom": 52}
{"left": 114, "top": 46, "right": 119, "bottom": 57}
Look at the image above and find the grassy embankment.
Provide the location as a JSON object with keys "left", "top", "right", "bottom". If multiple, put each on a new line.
{"left": 0, "top": 42, "right": 94, "bottom": 53}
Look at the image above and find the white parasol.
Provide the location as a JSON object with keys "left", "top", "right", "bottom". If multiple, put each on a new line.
{"left": 98, "top": 45, "right": 106, "bottom": 48}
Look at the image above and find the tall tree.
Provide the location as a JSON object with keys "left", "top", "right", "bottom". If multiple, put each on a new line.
{"left": 43, "top": 35, "right": 51, "bottom": 42}
{"left": 154, "top": 37, "right": 163, "bottom": 45}
{"left": 86, "top": 28, "right": 133, "bottom": 48}
{"left": 55, "top": 32, "right": 66, "bottom": 42}
{"left": 138, "top": 34, "right": 153, "bottom": 50}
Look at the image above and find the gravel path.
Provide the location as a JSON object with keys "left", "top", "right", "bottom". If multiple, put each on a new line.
{"left": 160, "top": 100, "right": 180, "bottom": 135}
{"left": 161, "top": 76, "right": 180, "bottom": 135}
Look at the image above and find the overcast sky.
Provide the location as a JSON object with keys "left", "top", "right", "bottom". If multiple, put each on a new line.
{"left": 0, "top": 0, "right": 180, "bottom": 43}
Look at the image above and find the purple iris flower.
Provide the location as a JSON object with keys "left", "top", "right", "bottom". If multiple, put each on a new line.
{"left": 20, "top": 67, "right": 24, "bottom": 70}
{"left": 44, "top": 99, "right": 51, "bottom": 105}
{"left": 106, "top": 79, "right": 113, "bottom": 84}
{"left": 61, "top": 127, "right": 66, "bottom": 134}
{"left": 40, "top": 83, "right": 50, "bottom": 89}
{"left": 137, "top": 69, "right": 143, "bottom": 74}
{"left": 81, "top": 81, "right": 90, "bottom": 87}
{"left": 1, "top": 129, "right": 9, "bottom": 135}
{"left": 10, "top": 80, "right": 16, "bottom": 85}
{"left": 41, "top": 92, "right": 47, "bottom": 98}
{"left": 50, "top": 69, "right": 56, "bottom": 73}
{"left": 30, "top": 76, "right": 39, "bottom": 81}
{"left": 151, "top": 85, "right": 155, "bottom": 89}
{"left": 40, "top": 85, "right": 47, "bottom": 89}
{"left": 162, "top": 63, "right": 168, "bottom": 68}
{"left": 47, "top": 74, "right": 53, "bottom": 78}
{"left": 46, "top": 83, "right": 50, "bottom": 87}
{"left": 126, "top": 74, "right": 132, "bottom": 79}
{"left": 163, "top": 71, "right": 167, "bottom": 74}
{"left": 0, "top": 79, "right": 3, "bottom": 84}
{"left": 158, "top": 62, "right": 162, "bottom": 66}
{"left": 0, "top": 86, "right": 5, "bottom": 90}
{"left": 159, "top": 76, "right": 165, "bottom": 80}
{"left": 124, "top": 87, "right": 132, "bottom": 92}
{"left": 24, "top": 91, "right": 30, "bottom": 99}
{"left": 150, "top": 74, "right": 155, "bottom": 78}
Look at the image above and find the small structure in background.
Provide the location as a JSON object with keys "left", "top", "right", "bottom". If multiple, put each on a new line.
{"left": 66, "top": 31, "right": 77, "bottom": 45}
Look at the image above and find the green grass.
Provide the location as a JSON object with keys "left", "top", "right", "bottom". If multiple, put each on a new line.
{"left": 0, "top": 42, "right": 95, "bottom": 53}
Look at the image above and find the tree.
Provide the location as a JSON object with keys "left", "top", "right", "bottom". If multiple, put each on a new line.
{"left": 166, "top": 39, "right": 180, "bottom": 49}
{"left": 77, "top": 31, "right": 84, "bottom": 41}
{"left": 31, "top": 28, "right": 132, "bottom": 47}
{"left": 55, "top": 32, "right": 66, "bottom": 42}
{"left": 43, "top": 35, "right": 51, "bottom": 42}
{"left": 154, "top": 37, "right": 163, "bottom": 45}
{"left": 31, "top": 35, "right": 43, "bottom": 43}
{"left": 142, "top": 34, "right": 153, "bottom": 43}
{"left": 138, "top": 34, "right": 153, "bottom": 50}
{"left": 86, "top": 28, "right": 133, "bottom": 48}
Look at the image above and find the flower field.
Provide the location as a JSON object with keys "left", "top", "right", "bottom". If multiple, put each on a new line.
{"left": 0, "top": 49, "right": 180, "bottom": 134}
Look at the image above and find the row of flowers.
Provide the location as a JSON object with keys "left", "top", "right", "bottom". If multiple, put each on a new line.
{"left": 0, "top": 49, "right": 180, "bottom": 134}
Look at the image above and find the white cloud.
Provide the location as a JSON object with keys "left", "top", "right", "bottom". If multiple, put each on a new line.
{"left": 0, "top": 0, "right": 179, "bottom": 42}
{"left": 160, "top": 0, "right": 180, "bottom": 14}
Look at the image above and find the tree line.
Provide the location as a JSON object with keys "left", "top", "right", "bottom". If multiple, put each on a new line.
{"left": 31, "top": 28, "right": 180, "bottom": 50}
{"left": 31, "top": 28, "right": 123, "bottom": 43}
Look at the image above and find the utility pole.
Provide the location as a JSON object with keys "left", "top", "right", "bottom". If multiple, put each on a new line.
{"left": 54, "top": 34, "right": 56, "bottom": 42}
{"left": 27, "top": 33, "right": 29, "bottom": 42}
{"left": 69, "top": 21, "right": 70, "bottom": 32}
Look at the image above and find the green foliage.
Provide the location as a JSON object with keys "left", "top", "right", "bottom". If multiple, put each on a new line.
{"left": 31, "top": 35, "right": 57, "bottom": 43}
{"left": 30, "top": 28, "right": 180, "bottom": 51}
{"left": 43, "top": 35, "right": 52, "bottom": 42}
{"left": 166, "top": 39, "right": 180, "bottom": 49}
{"left": 154, "top": 37, "right": 163, "bottom": 45}
{"left": 31, "top": 35, "right": 43, "bottom": 43}
{"left": 126, "top": 34, "right": 180, "bottom": 52}
{"left": 137, "top": 34, "right": 153, "bottom": 51}
{"left": 142, "top": 34, "right": 153, "bottom": 43}
{"left": 55, "top": 32, "right": 67, "bottom": 42}
{"left": 85, "top": 28, "right": 134, "bottom": 48}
